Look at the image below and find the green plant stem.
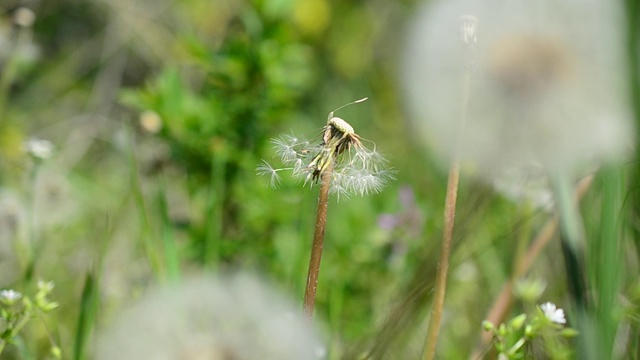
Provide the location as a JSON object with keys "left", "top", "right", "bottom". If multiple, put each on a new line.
{"left": 303, "top": 160, "right": 333, "bottom": 319}
{"left": 595, "top": 167, "right": 623, "bottom": 359}
{"left": 204, "top": 153, "right": 225, "bottom": 266}
{"left": 0, "top": 26, "right": 27, "bottom": 121}
{"left": 422, "top": 163, "right": 459, "bottom": 360}
{"left": 0, "top": 312, "right": 32, "bottom": 356}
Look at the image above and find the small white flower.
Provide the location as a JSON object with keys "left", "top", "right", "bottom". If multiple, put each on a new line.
{"left": 0, "top": 289, "right": 22, "bottom": 305}
{"left": 24, "top": 138, "right": 54, "bottom": 160}
{"left": 37, "top": 280, "right": 55, "bottom": 293}
{"left": 540, "top": 302, "right": 566, "bottom": 325}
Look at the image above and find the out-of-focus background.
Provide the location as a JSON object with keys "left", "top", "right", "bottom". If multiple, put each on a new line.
{"left": 0, "top": 0, "right": 639, "bottom": 359}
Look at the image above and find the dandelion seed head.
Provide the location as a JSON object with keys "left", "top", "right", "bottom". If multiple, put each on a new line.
{"left": 403, "top": 0, "right": 633, "bottom": 180}
{"left": 328, "top": 117, "right": 355, "bottom": 135}
{"left": 258, "top": 99, "right": 393, "bottom": 197}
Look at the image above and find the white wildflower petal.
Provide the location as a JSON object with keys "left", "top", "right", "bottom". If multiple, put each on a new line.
{"left": 0, "top": 289, "right": 22, "bottom": 304}
{"left": 540, "top": 302, "right": 566, "bottom": 325}
{"left": 24, "top": 138, "right": 55, "bottom": 160}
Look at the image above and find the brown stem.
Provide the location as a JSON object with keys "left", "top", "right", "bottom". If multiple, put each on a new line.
{"left": 303, "top": 160, "right": 333, "bottom": 319}
{"left": 422, "top": 163, "right": 460, "bottom": 360}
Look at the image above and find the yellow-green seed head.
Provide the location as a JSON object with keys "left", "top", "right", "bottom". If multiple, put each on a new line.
{"left": 328, "top": 117, "right": 355, "bottom": 135}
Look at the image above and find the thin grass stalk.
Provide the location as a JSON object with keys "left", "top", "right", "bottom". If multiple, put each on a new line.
{"left": 551, "top": 174, "right": 588, "bottom": 310}
{"left": 126, "top": 127, "right": 162, "bottom": 277}
{"left": 24, "top": 160, "right": 40, "bottom": 283}
{"left": 0, "top": 22, "right": 27, "bottom": 120}
{"left": 421, "top": 24, "right": 474, "bottom": 358}
{"left": 422, "top": 163, "right": 460, "bottom": 360}
{"left": 73, "top": 273, "right": 98, "bottom": 360}
{"left": 204, "top": 153, "right": 225, "bottom": 266}
{"left": 157, "top": 176, "right": 181, "bottom": 282}
{"left": 552, "top": 173, "right": 594, "bottom": 360}
{"left": 303, "top": 159, "right": 334, "bottom": 319}
{"left": 594, "top": 166, "right": 623, "bottom": 359}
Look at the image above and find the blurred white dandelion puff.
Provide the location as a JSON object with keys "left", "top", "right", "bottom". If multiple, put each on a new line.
{"left": 403, "top": 0, "right": 634, "bottom": 180}
{"left": 258, "top": 98, "right": 394, "bottom": 198}
{"left": 96, "top": 274, "right": 325, "bottom": 360}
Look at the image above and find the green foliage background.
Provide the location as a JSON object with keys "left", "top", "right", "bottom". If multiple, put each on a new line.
{"left": 0, "top": 0, "right": 638, "bottom": 359}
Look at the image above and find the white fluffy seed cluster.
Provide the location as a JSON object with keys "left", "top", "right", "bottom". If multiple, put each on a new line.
{"left": 403, "top": 0, "right": 633, "bottom": 180}
{"left": 95, "top": 275, "right": 325, "bottom": 360}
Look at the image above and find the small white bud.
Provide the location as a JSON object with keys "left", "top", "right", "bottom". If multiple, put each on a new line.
{"left": 24, "top": 138, "right": 54, "bottom": 160}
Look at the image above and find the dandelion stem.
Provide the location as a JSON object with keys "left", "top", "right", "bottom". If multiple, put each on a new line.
{"left": 422, "top": 31, "right": 474, "bottom": 359}
{"left": 303, "top": 159, "right": 334, "bottom": 319}
{"left": 422, "top": 163, "right": 459, "bottom": 360}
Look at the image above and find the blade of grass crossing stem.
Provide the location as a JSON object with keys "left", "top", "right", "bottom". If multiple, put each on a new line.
{"left": 595, "top": 166, "right": 624, "bottom": 359}
{"left": 125, "top": 125, "right": 162, "bottom": 277}
{"left": 157, "top": 179, "right": 181, "bottom": 282}
{"left": 551, "top": 173, "right": 593, "bottom": 359}
{"left": 204, "top": 153, "right": 225, "bottom": 266}
{"left": 73, "top": 273, "right": 99, "bottom": 360}
{"left": 551, "top": 173, "right": 587, "bottom": 308}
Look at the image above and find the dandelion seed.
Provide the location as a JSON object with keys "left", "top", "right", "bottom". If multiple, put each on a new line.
{"left": 272, "top": 136, "right": 302, "bottom": 165}
{"left": 256, "top": 160, "right": 282, "bottom": 188}
{"left": 540, "top": 302, "right": 566, "bottom": 325}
